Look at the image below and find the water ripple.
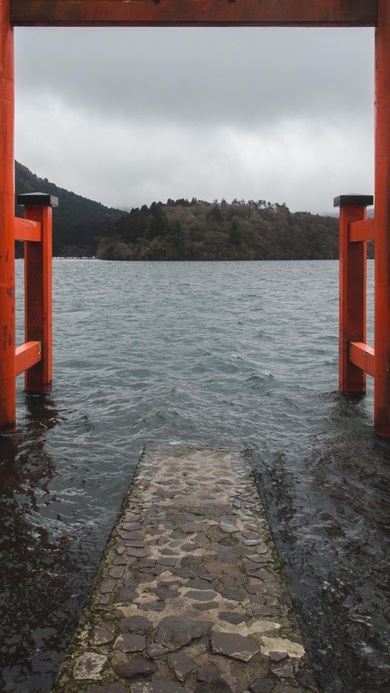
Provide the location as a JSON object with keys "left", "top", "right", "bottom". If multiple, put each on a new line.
{"left": 1, "top": 259, "right": 388, "bottom": 692}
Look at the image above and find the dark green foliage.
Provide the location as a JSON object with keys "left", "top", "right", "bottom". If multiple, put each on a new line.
{"left": 147, "top": 202, "right": 168, "bottom": 239}
{"left": 15, "top": 162, "right": 125, "bottom": 257}
{"left": 15, "top": 163, "right": 359, "bottom": 262}
{"left": 206, "top": 204, "right": 223, "bottom": 223}
{"left": 97, "top": 197, "right": 343, "bottom": 261}
{"left": 229, "top": 219, "right": 241, "bottom": 246}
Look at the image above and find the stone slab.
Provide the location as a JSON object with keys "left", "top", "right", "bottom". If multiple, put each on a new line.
{"left": 52, "top": 444, "right": 318, "bottom": 692}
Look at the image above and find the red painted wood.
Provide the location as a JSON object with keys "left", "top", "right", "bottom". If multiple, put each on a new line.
{"left": 3, "top": 0, "right": 389, "bottom": 436}
{"left": 338, "top": 204, "right": 367, "bottom": 394}
{"left": 0, "top": 0, "right": 15, "bottom": 431}
{"left": 374, "top": 0, "right": 390, "bottom": 436}
{"left": 14, "top": 216, "right": 41, "bottom": 242}
{"left": 10, "top": 0, "right": 378, "bottom": 27}
{"left": 349, "top": 218, "right": 375, "bottom": 243}
{"left": 24, "top": 204, "right": 53, "bottom": 393}
{"left": 15, "top": 341, "right": 41, "bottom": 376}
{"left": 349, "top": 342, "right": 375, "bottom": 378}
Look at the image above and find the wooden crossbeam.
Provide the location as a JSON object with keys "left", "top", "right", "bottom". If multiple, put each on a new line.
{"left": 15, "top": 341, "right": 41, "bottom": 377}
{"left": 10, "top": 0, "right": 378, "bottom": 28}
{"left": 349, "top": 341, "right": 375, "bottom": 378}
{"left": 14, "top": 217, "right": 42, "bottom": 242}
{"left": 349, "top": 218, "right": 376, "bottom": 242}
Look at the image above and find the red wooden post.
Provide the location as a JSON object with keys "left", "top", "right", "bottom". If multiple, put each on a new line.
{"left": 335, "top": 194, "right": 373, "bottom": 394}
{"left": 374, "top": 0, "right": 390, "bottom": 437}
{"left": 17, "top": 193, "right": 58, "bottom": 393}
{"left": 0, "top": 0, "right": 15, "bottom": 431}
{"left": 3, "top": 0, "right": 386, "bottom": 436}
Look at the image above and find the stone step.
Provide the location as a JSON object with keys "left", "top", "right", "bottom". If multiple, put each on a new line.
{"left": 52, "top": 444, "right": 318, "bottom": 693}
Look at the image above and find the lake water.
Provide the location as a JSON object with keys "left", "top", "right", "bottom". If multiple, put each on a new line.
{"left": 0, "top": 259, "right": 389, "bottom": 693}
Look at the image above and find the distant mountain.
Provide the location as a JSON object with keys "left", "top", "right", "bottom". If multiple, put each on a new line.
{"left": 15, "top": 164, "right": 369, "bottom": 262}
{"left": 15, "top": 162, "right": 125, "bottom": 256}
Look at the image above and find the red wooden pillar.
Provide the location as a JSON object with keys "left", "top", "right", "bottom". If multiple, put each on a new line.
{"left": 0, "top": 0, "right": 15, "bottom": 431}
{"left": 17, "top": 193, "right": 57, "bottom": 393}
{"left": 335, "top": 194, "right": 373, "bottom": 394}
{"left": 374, "top": 0, "right": 390, "bottom": 437}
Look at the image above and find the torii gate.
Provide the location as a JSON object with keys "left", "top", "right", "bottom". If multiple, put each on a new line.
{"left": 1, "top": 0, "right": 389, "bottom": 435}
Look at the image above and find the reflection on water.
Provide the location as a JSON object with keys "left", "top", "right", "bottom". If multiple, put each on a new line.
{"left": 0, "top": 259, "right": 389, "bottom": 692}
{"left": 0, "top": 396, "right": 83, "bottom": 693}
{"left": 253, "top": 392, "right": 390, "bottom": 693}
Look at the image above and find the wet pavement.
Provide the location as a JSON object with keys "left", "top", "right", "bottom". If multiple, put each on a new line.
{"left": 52, "top": 444, "right": 318, "bottom": 693}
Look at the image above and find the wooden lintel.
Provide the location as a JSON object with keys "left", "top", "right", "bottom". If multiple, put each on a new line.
{"left": 14, "top": 217, "right": 42, "bottom": 242}
{"left": 15, "top": 341, "right": 41, "bottom": 376}
{"left": 10, "top": 0, "right": 378, "bottom": 28}
{"left": 349, "top": 341, "right": 375, "bottom": 378}
{"left": 350, "top": 218, "right": 375, "bottom": 243}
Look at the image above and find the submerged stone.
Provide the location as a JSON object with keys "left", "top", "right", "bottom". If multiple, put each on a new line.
{"left": 111, "top": 653, "right": 157, "bottom": 679}
{"left": 194, "top": 680, "right": 233, "bottom": 692}
{"left": 113, "top": 632, "right": 145, "bottom": 652}
{"left": 272, "top": 661, "right": 295, "bottom": 678}
{"left": 156, "top": 616, "right": 211, "bottom": 650}
{"left": 168, "top": 651, "right": 197, "bottom": 681}
{"left": 131, "top": 682, "right": 184, "bottom": 692}
{"left": 145, "top": 643, "right": 169, "bottom": 659}
{"left": 92, "top": 625, "right": 115, "bottom": 646}
{"left": 85, "top": 684, "right": 127, "bottom": 693}
{"left": 196, "top": 662, "right": 223, "bottom": 682}
{"left": 248, "top": 680, "right": 275, "bottom": 693}
{"left": 211, "top": 632, "right": 259, "bottom": 661}
{"left": 73, "top": 652, "right": 107, "bottom": 680}
{"left": 119, "top": 615, "right": 153, "bottom": 632}
{"left": 219, "top": 611, "right": 246, "bottom": 625}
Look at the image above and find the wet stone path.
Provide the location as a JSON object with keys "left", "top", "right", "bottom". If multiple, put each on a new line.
{"left": 53, "top": 444, "right": 318, "bottom": 693}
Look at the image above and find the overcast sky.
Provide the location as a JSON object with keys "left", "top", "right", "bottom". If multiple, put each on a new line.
{"left": 14, "top": 26, "right": 374, "bottom": 214}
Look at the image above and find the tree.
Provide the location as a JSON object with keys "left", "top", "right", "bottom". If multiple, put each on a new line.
{"left": 206, "top": 204, "right": 223, "bottom": 223}
{"left": 229, "top": 219, "right": 241, "bottom": 246}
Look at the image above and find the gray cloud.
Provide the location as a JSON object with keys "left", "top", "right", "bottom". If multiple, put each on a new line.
{"left": 14, "top": 27, "right": 374, "bottom": 212}
{"left": 15, "top": 27, "right": 373, "bottom": 125}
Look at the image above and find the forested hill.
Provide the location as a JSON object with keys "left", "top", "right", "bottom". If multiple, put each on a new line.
{"left": 15, "top": 164, "right": 343, "bottom": 261}
{"left": 97, "top": 198, "right": 340, "bottom": 261}
{"left": 15, "top": 162, "right": 125, "bottom": 256}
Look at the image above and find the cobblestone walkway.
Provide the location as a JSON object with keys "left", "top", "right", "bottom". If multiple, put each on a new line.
{"left": 53, "top": 444, "right": 318, "bottom": 693}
